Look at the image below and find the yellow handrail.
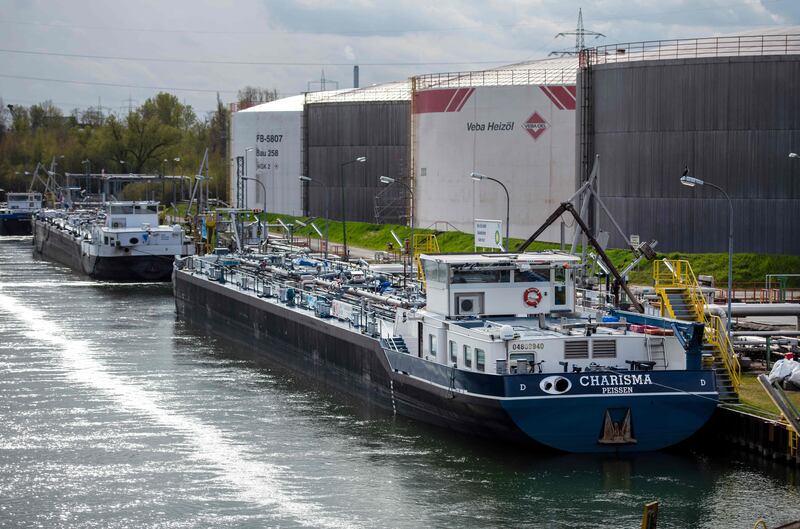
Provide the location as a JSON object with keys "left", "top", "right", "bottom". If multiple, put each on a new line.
{"left": 654, "top": 259, "right": 741, "bottom": 391}
{"left": 653, "top": 260, "right": 706, "bottom": 322}
{"left": 707, "top": 314, "right": 741, "bottom": 389}
{"left": 414, "top": 233, "right": 440, "bottom": 281}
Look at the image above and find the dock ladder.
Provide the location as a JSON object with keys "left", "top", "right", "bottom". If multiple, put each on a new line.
{"left": 654, "top": 259, "right": 741, "bottom": 403}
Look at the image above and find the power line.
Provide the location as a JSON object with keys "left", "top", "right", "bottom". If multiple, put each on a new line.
{"left": 0, "top": 48, "right": 520, "bottom": 67}
{"left": 0, "top": 73, "right": 236, "bottom": 93}
{"left": 0, "top": 19, "right": 520, "bottom": 36}
{"left": 0, "top": 1, "right": 789, "bottom": 37}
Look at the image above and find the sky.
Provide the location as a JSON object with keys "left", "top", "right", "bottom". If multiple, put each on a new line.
{"left": 1, "top": 0, "right": 798, "bottom": 118}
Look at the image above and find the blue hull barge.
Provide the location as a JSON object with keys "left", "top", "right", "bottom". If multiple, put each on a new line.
{"left": 173, "top": 250, "right": 717, "bottom": 453}
{"left": 0, "top": 192, "right": 42, "bottom": 235}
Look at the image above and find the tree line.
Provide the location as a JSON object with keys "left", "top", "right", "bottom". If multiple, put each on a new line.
{"left": 0, "top": 86, "right": 278, "bottom": 203}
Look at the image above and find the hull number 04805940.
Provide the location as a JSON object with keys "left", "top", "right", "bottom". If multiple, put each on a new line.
{"left": 511, "top": 342, "right": 544, "bottom": 351}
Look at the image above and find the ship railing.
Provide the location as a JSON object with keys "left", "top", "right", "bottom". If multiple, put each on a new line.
{"left": 575, "top": 286, "right": 612, "bottom": 311}
{"left": 182, "top": 255, "right": 395, "bottom": 338}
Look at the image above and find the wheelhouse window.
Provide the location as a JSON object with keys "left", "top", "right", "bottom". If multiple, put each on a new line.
{"left": 422, "top": 260, "right": 448, "bottom": 288}
{"left": 429, "top": 335, "right": 438, "bottom": 358}
{"left": 451, "top": 269, "right": 510, "bottom": 284}
{"left": 476, "top": 349, "right": 486, "bottom": 372}
{"left": 515, "top": 269, "right": 550, "bottom": 282}
{"left": 109, "top": 205, "right": 134, "bottom": 214}
{"left": 136, "top": 204, "right": 159, "bottom": 214}
{"left": 449, "top": 340, "right": 457, "bottom": 365}
{"left": 463, "top": 345, "right": 473, "bottom": 368}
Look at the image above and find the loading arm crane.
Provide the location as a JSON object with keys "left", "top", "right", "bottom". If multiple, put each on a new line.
{"left": 516, "top": 201, "right": 644, "bottom": 313}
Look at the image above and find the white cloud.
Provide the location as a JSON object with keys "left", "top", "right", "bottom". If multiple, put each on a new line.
{"left": 0, "top": 0, "right": 797, "bottom": 114}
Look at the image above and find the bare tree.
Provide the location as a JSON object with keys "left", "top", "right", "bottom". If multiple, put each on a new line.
{"left": 236, "top": 86, "right": 279, "bottom": 109}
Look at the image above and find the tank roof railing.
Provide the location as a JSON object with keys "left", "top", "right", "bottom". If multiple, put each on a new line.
{"left": 414, "top": 67, "right": 577, "bottom": 90}
{"left": 587, "top": 33, "right": 800, "bottom": 66}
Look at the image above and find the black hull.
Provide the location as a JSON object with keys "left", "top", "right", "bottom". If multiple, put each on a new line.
{"left": 33, "top": 218, "right": 174, "bottom": 281}
{"left": 173, "top": 270, "right": 536, "bottom": 445}
{"left": 0, "top": 217, "right": 32, "bottom": 236}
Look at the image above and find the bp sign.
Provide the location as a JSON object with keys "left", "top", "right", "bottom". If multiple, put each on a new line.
{"left": 474, "top": 219, "right": 504, "bottom": 250}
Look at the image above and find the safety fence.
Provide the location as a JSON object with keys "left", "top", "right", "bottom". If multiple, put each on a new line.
{"left": 714, "top": 284, "right": 800, "bottom": 304}
{"left": 588, "top": 34, "right": 800, "bottom": 65}
{"left": 414, "top": 67, "right": 576, "bottom": 90}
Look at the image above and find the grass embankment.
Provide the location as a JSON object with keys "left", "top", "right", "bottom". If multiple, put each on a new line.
{"left": 737, "top": 373, "right": 800, "bottom": 419}
{"left": 262, "top": 213, "right": 800, "bottom": 286}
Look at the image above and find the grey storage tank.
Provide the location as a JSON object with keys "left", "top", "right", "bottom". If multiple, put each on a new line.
{"left": 579, "top": 30, "right": 800, "bottom": 254}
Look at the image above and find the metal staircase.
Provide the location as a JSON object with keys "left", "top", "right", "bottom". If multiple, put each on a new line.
{"left": 384, "top": 336, "right": 410, "bottom": 354}
{"left": 654, "top": 260, "right": 741, "bottom": 403}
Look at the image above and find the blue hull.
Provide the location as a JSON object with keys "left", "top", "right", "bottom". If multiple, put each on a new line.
{"left": 386, "top": 350, "right": 718, "bottom": 453}
{"left": 502, "top": 386, "right": 718, "bottom": 453}
{"left": 174, "top": 270, "right": 718, "bottom": 454}
{"left": 0, "top": 212, "right": 32, "bottom": 236}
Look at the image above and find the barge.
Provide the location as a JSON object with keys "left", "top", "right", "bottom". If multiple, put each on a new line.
{"left": 0, "top": 192, "right": 42, "bottom": 235}
{"left": 173, "top": 250, "right": 718, "bottom": 453}
{"left": 34, "top": 201, "right": 194, "bottom": 281}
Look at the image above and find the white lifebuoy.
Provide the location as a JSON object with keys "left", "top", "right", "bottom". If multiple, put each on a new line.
{"left": 523, "top": 287, "right": 542, "bottom": 307}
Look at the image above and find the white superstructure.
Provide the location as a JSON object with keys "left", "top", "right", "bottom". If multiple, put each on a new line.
{"left": 3, "top": 192, "right": 42, "bottom": 213}
{"left": 393, "top": 252, "right": 686, "bottom": 376}
{"left": 42, "top": 201, "right": 194, "bottom": 259}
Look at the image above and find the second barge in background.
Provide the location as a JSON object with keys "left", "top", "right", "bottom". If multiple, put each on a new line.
{"left": 174, "top": 249, "right": 719, "bottom": 453}
{"left": 0, "top": 192, "right": 42, "bottom": 235}
{"left": 34, "top": 201, "right": 194, "bottom": 281}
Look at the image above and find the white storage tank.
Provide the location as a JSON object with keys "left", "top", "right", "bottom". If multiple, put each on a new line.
{"left": 230, "top": 95, "right": 305, "bottom": 216}
{"left": 413, "top": 57, "right": 579, "bottom": 244}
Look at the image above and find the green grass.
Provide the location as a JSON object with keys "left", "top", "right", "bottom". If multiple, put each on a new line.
{"left": 737, "top": 372, "right": 800, "bottom": 418}
{"left": 259, "top": 212, "right": 800, "bottom": 286}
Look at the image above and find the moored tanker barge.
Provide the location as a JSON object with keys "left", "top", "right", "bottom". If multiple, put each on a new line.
{"left": 34, "top": 201, "right": 194, "bottom": 281}
{"left": 173, "top": 251, "right": 718, "bottom": 453}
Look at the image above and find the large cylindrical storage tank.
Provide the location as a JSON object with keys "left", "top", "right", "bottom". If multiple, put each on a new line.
{"left": 230, "top": 95, "right": 305, "bottom": 215}
{"left": 304, "top": 83, "right": 410, "bottom": 224}
{"left": 413, "top": 58, "right": 579, "bottom": 243}
{"left": 583, "top": 32, "right": 800, "bottom": 254}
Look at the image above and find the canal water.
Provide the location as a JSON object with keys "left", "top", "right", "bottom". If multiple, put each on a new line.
{"left": 1, "top": 237, "right": 799, "bottom": 529}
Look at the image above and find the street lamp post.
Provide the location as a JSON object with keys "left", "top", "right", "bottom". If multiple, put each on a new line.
{"left": 299, "top": 176, "right": 330, "bottom": 259}
{"left": 242, "top": 176, "right": 266, "bottom": 246}
{"left": 171, "top": 156, "right": 183, "bottom": 207}
{"left": 244, "top": 147, "right": 254, "bottom": 211}
{"left": 680, "top": 171, "right": 734, "bottom": 336}
{"left": 81, "top": 160, "right": 91, "bottom": 195}
{"left": 379, "top": 175, "right": 414, "bottom": 280}
{"left": 340, "top": 156, "right": 367, "bottom": 261}
{"left": 470, "top": 171, "right": 510, "bottom": 251}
